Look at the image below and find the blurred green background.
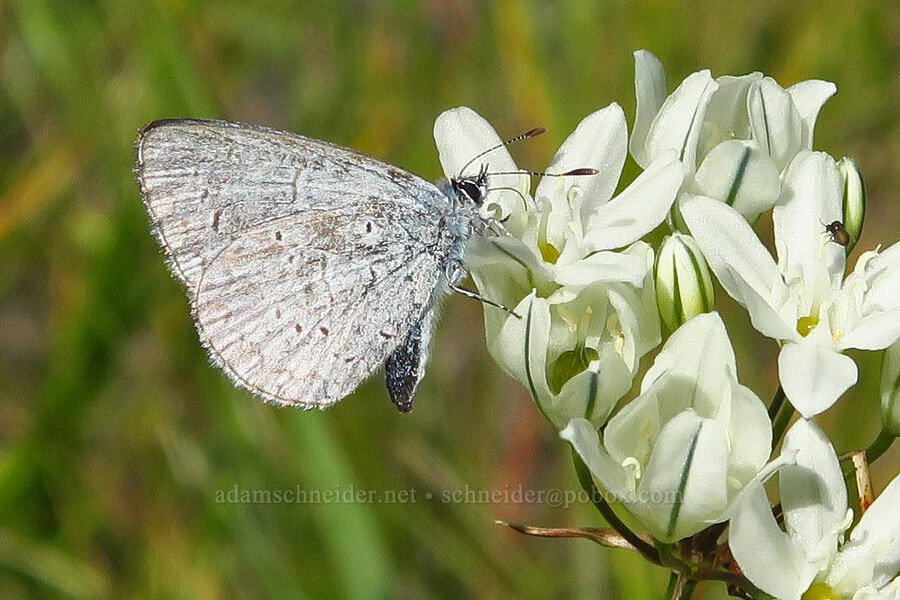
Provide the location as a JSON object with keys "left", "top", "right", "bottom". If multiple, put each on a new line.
{"left": 1, "top": 1, "right": 899, "bottom": 598}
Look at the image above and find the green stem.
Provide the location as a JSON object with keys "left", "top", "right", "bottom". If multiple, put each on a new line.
{"left": 866, "top": 429, "right": 895, "bottom": 463}
{"left": 771, "top": 400, "right": 795, "bottom": 450}
{"left": 665, "top": 572, "right": 677, "bottom": 599}
{"left": 664, "top": 574, "right": 699, "bottom": 600}
{"left": 700, "top": 570, "right": 775, "bottom": 600}
{"left": 571, "top": 449, "right": 661, "bottom": 565}
{"left": 767, "top": 385, "right": 785, "bottom": 420}
{"left": 680, "top": 579, "right": 698, "bottom": 599}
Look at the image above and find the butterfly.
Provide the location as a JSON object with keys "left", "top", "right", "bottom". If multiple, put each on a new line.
{"left": 136, "top": 119, "right": 592, "bottom": 412}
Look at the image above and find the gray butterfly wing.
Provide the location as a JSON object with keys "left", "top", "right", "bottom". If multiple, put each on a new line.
{"left": 136, "top": 119, "right": 450, "bottom": 407}
{"left": 136, "top": 119, "right": 450, "bottom": 293}
{"left": 193, "top": 212, "right": 441, "bottom": 407}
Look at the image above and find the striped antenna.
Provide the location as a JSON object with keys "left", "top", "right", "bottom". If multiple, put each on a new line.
{"left": 457, "top": 127, "right": 546, "bottom": 177}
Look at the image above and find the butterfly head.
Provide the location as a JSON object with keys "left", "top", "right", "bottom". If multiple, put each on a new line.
{"left": 450, "top": 164, "right": 489, "bottom": 206}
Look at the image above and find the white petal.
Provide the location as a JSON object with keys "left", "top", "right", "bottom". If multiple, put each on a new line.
{"left": 582, "top": 153, "right": 683, "bottom": 252}
{"left": 467, "top": 235, "right": 546, "bottom": 348}
{"left": 774, "top": 151, "right": 845, "bottom": 300}
{"left": 605, "top": 285, "right": 647, "bottom": 372}
{"left": 554, "top": 351, "right": 634, "bottom": 428}
{"left": 612, "top": 241, "right": 662, "bottom": 357}
{"left": 679, "top": 194, "right": 796, "bottom": 340}
{"left": 747, "top": 77, "right": 803, "bottom": 171}
{"left": 839, "top": 307, "right": 900, "bottom": 351}
{"left": 828, "top": 474, "right": 900, "bottom": 593}
{"left": 640, "top": 312, "right": 736, "bottom": 417}
{"left": 560, "top": 418, "right": 633, "bottom": 496}
{"left": 861, "top": 241, "right": 900, "bottom": 316}
{"left": 536, "top": 103, "right": 627, "bottom": 224}
{"left": 729, "top": 481, "right": 809, "bottom": 600}
{"left": 639, "top": 412, "right": 729, "bottom": 542}
{"left": 787, "top": 80, "right": 837, "bottom": 149}
{"left": 698, "top": 72, "right": 762, "bottom": 150}
{"left": 630, "top": 50, "right": 668, "bottom": 168}
{"left": 554, "top": 250, "right": 648, "bottom": 287}
{"left": 778, "top": 336, "right": 858, "bottom": 418}
{"left": 693, "top": 140, "right": 781, "bottom": 221}
{"left": 644, "top": 70, "right": 719, "bottom": 171}
{"left": 726, "top": 378, "right": 773, "bottom": 485}
{"left": 780, "top": 419, "right": 847, "bottom": 567}
{"left": 491, "top": 293, "right": 557, "bottom": 421}
{"left": 433, "top": 106, "right": 529, "bottom": 217}
{"left": 604, "top": 373, "right": 667, "bottom": 466}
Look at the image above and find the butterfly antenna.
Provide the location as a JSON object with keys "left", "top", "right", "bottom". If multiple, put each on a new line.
{"left": 485, "top": 185, "right": 531, "bottom": 211}
{"left": 486, "top": 167, "right": 599, "bottom": 178}
{"left": 457, "top": 127, "right": 546, "bottom": 177}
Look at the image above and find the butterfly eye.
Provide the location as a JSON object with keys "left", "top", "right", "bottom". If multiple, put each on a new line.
{"left": 455, "top": 178, "right": 484, "bottom": 205}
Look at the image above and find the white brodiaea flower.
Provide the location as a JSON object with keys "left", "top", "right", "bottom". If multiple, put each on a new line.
{"left": 630, "top": 49, "right": 836, "bottom": 222}
{"left": 433, "top": 105, "right": 684, "bottom": 428}
{"left": 562, "top": 312, "right": 773, "bottom": 543}
{"left": 681, "top": 151, "right": 900, "bottom": 418}
{"left": 730, "top": 418, "right": 900, "bottom": 600}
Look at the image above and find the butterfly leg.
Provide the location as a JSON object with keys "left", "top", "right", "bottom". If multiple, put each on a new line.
{"left": 446, "top": 265, "right": 521, "bottom": 318}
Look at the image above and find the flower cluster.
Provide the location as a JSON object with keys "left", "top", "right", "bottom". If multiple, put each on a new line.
{"left": 435, "top": 104, "right": 683, "bottom": 429}
{"left": 435, "top": 50, "right": 900, "bottom": 599}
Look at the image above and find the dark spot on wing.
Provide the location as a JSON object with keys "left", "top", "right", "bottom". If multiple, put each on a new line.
{"left": 275, "top": 231, "right": 282, "bottom": 241}
{"left": 212, "top": 209, "right": 221, "bottom": 232}
{"left": 380, "top": 331, "right": 393, "bottom": 339}
{"left": 201, "top": 189, "right": 209, "bottom": 201}
{"left": 295, "top": 324, "right": 303, "bottom": 333}
{"left": 365, "top": 222, "right": 372, "bottom": 233}
{"left": 288, "top": 255, "right": 295, "bottom": 264}
{"left": 275, "top": 307, "right": 282, "bottom": 319}
{"left": 320, "top": 327, "right": 329, "bottom": 335}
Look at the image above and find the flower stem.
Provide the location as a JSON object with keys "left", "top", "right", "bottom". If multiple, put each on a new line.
{"left": 570, "top": 449, "right": 661, "bottom": 565}
{"left": 771, "top": 398, "right": 795, "bottom": 450}
{"left": 767, "top": 385, "right": 785, "bottom": 420}
{"left": 665, "top": 574, "right": 699, "bottom": 599}
{"left": 866, "top": 429, "right": 895, "bottom": 463}
{"left": 680, "top": 579, "right": 698, "bottom": 599}
{"left": 665, "top": 573, "right": 677, "bottom": 599}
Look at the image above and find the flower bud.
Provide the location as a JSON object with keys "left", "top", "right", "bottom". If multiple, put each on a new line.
{"left": 882, "top": 340, "right": 900, "bottom": 436}
{"left": 655, "top": 233, "right": 715, "bottom": 333}
{"left": 838, "top": 156, "right": 865, "bottom": 253}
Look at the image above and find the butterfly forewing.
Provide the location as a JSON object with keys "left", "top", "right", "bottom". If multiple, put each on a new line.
{"left": 137, "top": 119, "right": 452, "bottom": 407}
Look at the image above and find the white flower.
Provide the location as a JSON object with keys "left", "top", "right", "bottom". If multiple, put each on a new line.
{"left": 730, "top": 418, "right": 900, "bottom": 600}
{"left": 433, "top": 106, "right": 684, "bottom": 428}
{"left": 561, "top": 312, "right": 772, "bottom": 542}
{"left": 681, "top": 151, "right": 900, "bottom": 418}
{"left": 630, "top": 49, "right": 836, "bottom": 222}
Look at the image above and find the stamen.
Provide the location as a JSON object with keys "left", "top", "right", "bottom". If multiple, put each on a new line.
{"left": 622, "top": 457, "right": 642, "bottom": 480}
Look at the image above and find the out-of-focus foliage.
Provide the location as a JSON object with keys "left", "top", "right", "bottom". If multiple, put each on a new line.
{"left": 0, "top": 1, "right": 897, "bottom": 598}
